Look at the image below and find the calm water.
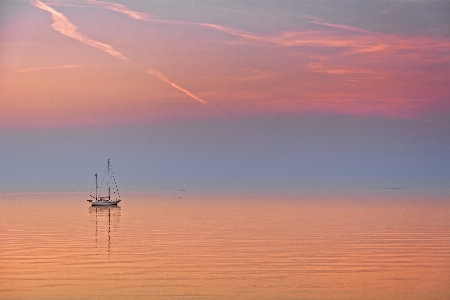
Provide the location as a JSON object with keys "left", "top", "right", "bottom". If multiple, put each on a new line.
{"left": 1, "top": 192, "right": 449, "bottom": 300}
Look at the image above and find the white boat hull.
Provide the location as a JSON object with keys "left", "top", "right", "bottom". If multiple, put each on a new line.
{"left": 88, "top": 199, "right": 121, "bottom": 206}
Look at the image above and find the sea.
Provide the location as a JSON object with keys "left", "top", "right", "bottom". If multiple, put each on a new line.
{"left": 1, "top": 191, "right": 449, "bottom": 300}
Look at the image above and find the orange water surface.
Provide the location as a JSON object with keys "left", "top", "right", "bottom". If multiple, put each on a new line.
{"left": 1, "top": 192, "right": 449, "bottom": 299}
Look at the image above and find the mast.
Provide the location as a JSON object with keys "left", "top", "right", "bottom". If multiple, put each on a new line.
{"left": 108, "top": 159, "right": 111, "bottom": 200}
{"left": 95, "top": 173, "right": 98, "bottom": 201}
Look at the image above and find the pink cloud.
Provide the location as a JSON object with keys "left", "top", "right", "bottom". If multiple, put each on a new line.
{"left": 16, "top": 64, "right": 82, "bottom": 73}
{"left": 31, "top": 0, "right": 127, "bottom": 60}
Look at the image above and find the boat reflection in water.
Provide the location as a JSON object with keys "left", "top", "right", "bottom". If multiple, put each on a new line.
{"left": 89, "top": 205, "right": 121, "bottom": 255}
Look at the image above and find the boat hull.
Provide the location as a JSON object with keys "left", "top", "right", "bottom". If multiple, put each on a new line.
{"left": 89, "top": 199, "right": 121, "bottom": 206}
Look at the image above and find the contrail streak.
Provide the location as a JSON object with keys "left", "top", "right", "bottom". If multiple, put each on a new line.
{"left": 147, "top": 69, "right": 237, "bottom": 127}
{"left": 31, "top": 0, "right": 127, "bottom": 60}
{"left": 147, "top": 69, "right": 208, "bottom": 105}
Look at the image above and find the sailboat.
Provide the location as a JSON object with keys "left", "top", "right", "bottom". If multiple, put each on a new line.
{"left": 87, "top": 159, "right": 121, "bottom": 206}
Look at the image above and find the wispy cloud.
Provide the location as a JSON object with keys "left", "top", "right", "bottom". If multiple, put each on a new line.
{"left": 89, "top": 0, "right": 261, "bottom": 38}
{"left": 16, "top": 64, "right": 82, "bottom": 73}
{"left": 89, "top": 0, "right": 154, "bottom": 20}
{"left": 30, "top": 0, "right": 450, "bottom": 120}
{"left": 31, "top": 0, "right": 127, "bottom": 60}
{"left": 197, "top": 23, "right": 263, "bottom": 41}
{"left": 86, "top": 0, "right": 450, "bottom": 67}
{"left": 87, "top": 0, "right": 383, "bottom": 54}
{"left": 306, "top": 63, "right": 376, "bottom": 75}
{"left": 303, "top": 15, "right": 380, "bottom": 35}
{"left": 89, "top": 0, "right": 189, "bottom": 26}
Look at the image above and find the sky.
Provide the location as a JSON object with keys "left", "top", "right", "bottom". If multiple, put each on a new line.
{"left": 0, "top": 0, "right": 449, "bottom": 194}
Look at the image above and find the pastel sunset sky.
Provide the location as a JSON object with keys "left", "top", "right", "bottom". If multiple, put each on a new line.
{"left": 1, "top": 0, "right": 449, "bottom": 194}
